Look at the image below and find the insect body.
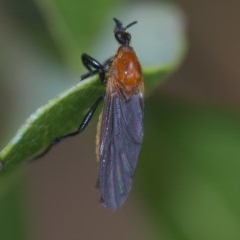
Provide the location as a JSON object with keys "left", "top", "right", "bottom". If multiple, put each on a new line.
{"left": 95, "top": 19, "right": 144, "bottom": 209}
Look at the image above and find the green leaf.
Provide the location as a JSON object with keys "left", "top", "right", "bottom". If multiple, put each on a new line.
{"left": 0, "top": 63, "right": 178, "bottom": 174}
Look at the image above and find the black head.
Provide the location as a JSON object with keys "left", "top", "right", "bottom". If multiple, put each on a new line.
{"left": 113, "top": 18, "right": 137, "bottom": 46}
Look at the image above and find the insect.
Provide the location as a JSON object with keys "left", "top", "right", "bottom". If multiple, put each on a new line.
{"left": 36, "top": 18, "right": 144, "bottom": 210}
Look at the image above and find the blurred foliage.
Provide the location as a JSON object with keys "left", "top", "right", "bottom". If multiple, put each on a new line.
{"left": 0, "top": 178, "right": 26, "bottom": 240}
{"left": 138, "top": 98, "right": 240, "bottom": 239}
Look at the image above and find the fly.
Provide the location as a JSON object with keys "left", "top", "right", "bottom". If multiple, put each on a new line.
{"left": 35, "top": 18, "right": 144, "bottom": 210}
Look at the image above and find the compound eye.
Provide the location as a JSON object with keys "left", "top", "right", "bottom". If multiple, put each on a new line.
{"left": 115, "top": 31, "right": 131, "bottom": 46}
{"left": 115, "top": 32, "right": 124, "bottom": 45}
{"left": 124, "top": 33, "right": 131, "bottom": 45}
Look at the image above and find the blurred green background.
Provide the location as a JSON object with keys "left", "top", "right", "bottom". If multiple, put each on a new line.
{"left": 1, "top": 0, "right": 240, "bottom": 240}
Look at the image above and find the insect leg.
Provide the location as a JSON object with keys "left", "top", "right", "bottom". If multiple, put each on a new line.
{"left": 81, "top": 53, "right": 106, "bottom": 83}
{"left": 76, "top": 94, "right": 104, "bottom": 133}
{"left": 33, "top": 95, "right": 104, "bottom": 160}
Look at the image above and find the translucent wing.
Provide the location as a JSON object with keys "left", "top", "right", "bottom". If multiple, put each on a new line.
{"left": 98, "top": 92, "right": 143, "bottom": 210}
